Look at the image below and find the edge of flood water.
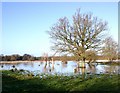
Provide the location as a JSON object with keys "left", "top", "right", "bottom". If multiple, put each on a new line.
{"left": 1, "top": 60, "right": 120, "bottom": 64}
{"left": 1, "top": 70, "right": 120, "bottom": 92}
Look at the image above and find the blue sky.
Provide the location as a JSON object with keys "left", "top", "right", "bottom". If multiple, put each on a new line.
{"left": 2, "top": 2, "right": 118, "bottom": 56}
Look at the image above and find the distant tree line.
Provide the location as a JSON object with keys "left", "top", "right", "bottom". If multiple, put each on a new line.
{"left": 0, "top": 54, "right": 41, "bottom": 61}
{"left": 1, "top": 49, "right": 117, "bottom": 62}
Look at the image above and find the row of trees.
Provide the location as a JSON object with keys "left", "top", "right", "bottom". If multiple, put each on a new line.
{"left": 0, "top": 48, "right": 119, "bottom": 62}
{"left": 0, "top": 54, "right": 40, "bottom": 61}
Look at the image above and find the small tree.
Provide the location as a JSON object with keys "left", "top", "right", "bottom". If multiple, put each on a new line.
{"left": 48, "top": 9, "right": 108, "bottom": 63}
{"left": 85, "top": 50, "right": 97, "bottom": 64}
{"left": 22, "top": 54, "right": 32, "bottom": 61}
{"left": 102, "top": 37, "right": 118, "bottom": 61}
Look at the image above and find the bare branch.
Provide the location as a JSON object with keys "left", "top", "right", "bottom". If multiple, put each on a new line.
{"left": 48, "top": 9, "right": 108, "bottom": 61}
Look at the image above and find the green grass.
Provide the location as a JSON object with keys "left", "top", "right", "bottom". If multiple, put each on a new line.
{"left": 1, "top": 70, "right": 120, "bottom": 93}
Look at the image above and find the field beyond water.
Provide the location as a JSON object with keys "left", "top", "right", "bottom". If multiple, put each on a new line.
{"left": 1, "top": 70, "right": 120, "bottom": 93}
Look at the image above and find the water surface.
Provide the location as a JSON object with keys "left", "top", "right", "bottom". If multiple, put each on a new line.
{"left": 0, "top": 61, "right": 119, "bottom": 75}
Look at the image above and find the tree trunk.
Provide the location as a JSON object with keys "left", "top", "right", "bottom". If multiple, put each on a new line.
{"left": 83, "top": 57, "right": 86, "bottom": 68}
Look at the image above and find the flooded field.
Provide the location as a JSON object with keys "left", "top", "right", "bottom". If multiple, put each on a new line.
{"left": 0, "top": 61, "right": 120, "bottom": 75}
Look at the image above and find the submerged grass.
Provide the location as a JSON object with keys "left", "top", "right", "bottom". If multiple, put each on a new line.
{"left": 1, "top": 70, "right": 120, "bottom": 93}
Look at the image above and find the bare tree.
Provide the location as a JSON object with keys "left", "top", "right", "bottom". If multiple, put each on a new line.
{"left": 102, "top": 37, "right": 118, "bottom": 61}
{"left": 118, "top": 49, "right": 120, "bottom": 59}
{"left": 48, "top": 9, "right": 108, "bottom": 63}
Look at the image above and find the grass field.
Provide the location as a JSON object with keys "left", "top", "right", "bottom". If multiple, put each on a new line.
{"left": 1, "top": 70, "right": 120, "bottom": 93}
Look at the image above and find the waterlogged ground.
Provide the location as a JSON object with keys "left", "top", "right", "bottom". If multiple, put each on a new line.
{"left": 2, "top": 70, "right": 120, "bottom": 92}
{"left": 0, "top": 61, "right": 120, "bottom": 76}
{"left": 1, "top": 61, "right": 120, "bottom": 92}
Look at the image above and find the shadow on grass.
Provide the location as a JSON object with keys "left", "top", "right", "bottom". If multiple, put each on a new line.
{"left": 67, "top": 74, "right": 120, "bottom": 93}
{"left": 2, "top": 71, "right": 120, "bottom": 93}
{"left": 80, "top": 75, "right": 120, "bottom": 92}
{"left": 2, "top": 72, "right": 66, "bottom": 93}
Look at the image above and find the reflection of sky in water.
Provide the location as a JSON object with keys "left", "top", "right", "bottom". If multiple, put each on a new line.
{"left": 0, "top": 61, "right": 120, "bottom": 75}
{"left": 96, "top": 65, "right": 106, "bottom": 73}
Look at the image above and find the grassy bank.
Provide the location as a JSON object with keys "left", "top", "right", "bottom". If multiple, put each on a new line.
{"left": 1, "top": 70, "right": 120, "bottom": 93}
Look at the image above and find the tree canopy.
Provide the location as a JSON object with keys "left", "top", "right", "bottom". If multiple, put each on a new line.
{"left": 48, "top": 9, "right": 108, "bottom": 61}
{"left": 102, "top": 37, "right": 118, "bottom": 60}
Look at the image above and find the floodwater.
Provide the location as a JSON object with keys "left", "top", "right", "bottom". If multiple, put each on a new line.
{"left": 0, "top": 61, "right": 120, "bottom": 75}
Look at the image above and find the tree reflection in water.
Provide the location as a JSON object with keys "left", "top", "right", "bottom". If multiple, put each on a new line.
{"left": 104, "top": 64, "right": 118, "bottom": 74}
{"left": 43, "top": 61, "right": 47, "bottom": 73}
{"left": 81, "top": 67, "right": 85, "bottom": 80}
{"left": 1, "top": 61, "right": 119, "bottom": 75}
{"left": 42, "top": 60, "right": 55, "bottom": 73}
{"left": 74, "top": 62, "right": 86, "bottom": 80}
{"left": 61, "top": 61, "right": 67, "bottom": 68}
{"left": 74, "top": 62, "right": 100, "bottom": 80}
{"left": 87, "top": 63, "right": 97, "bottom": 74}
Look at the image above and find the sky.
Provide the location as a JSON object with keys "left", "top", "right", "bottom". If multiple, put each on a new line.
{"left": 1, "top": 2, "right": 118, "bottom": 56}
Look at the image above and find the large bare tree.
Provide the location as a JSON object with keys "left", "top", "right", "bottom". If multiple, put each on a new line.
{"left": 48, "top": 9, "right": 108, "bottom": 62}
